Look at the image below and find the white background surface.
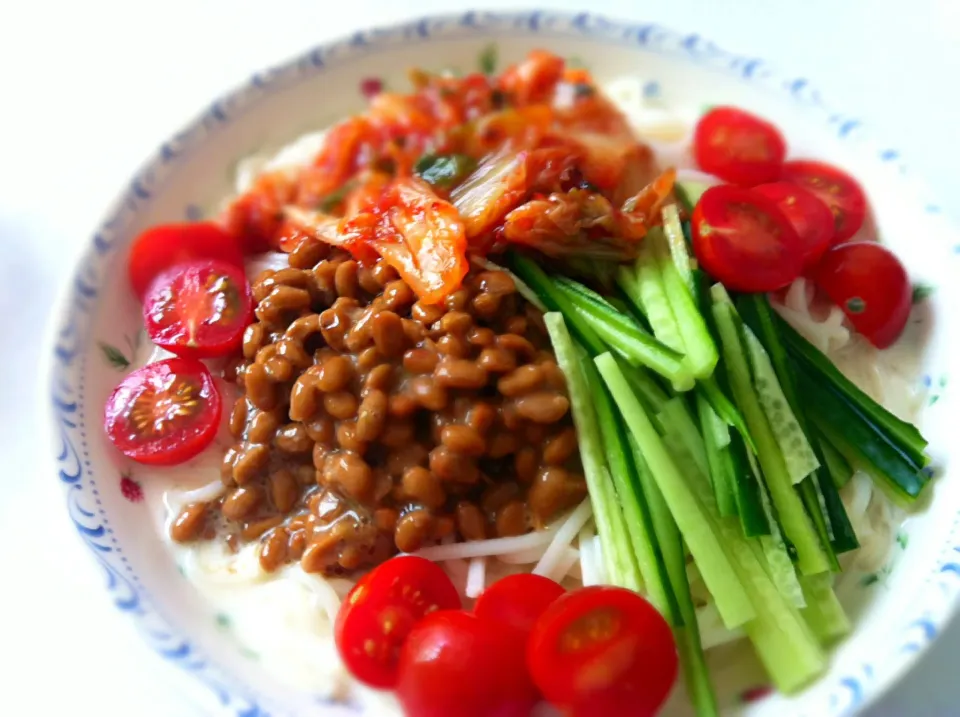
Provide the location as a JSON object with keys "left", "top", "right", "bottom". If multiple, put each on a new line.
{"left": 2, "top": 0, "right": 958, "bottom": 714}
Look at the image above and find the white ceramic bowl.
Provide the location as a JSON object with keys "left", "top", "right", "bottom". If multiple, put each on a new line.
{"left": 46, "top": 10, "right": 960, "bottom": 717}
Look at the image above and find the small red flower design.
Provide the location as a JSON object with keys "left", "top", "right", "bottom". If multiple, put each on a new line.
{"left": 120, "top": 475, "right": 144, "bottom": 503}
{"left": 741, "top": 685, "right": 773, "bottom": 704}
{"left": 359, "top": 77, "right": 383, "bottom": 99}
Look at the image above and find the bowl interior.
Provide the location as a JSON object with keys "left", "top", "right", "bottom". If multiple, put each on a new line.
{"left": 48, "top": 12, "right": 960, "bottom": 717}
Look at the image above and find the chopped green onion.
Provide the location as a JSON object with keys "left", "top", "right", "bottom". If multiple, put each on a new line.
{"left": 414, "top": 153, "right": 477, "bottom": 189}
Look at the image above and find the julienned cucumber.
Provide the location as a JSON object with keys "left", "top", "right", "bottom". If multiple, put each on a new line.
{"left": 737, "top": 293, "right": 857, "bottom": 559}
{"left": 631, "top": 437, "right": 720, "bottom": 716}
{"left": 595, "top": 353, "right": 756, "bottom": 629}
{"left": 711, "top": 285, "right": 831, "bottom": 576}
{"left": 544, "top": 313, "right": 640, "bottom": 589}
{"left": 742, "top": 328, "right": 820, "bottom": 484}
{"left": 593, "top": 376, "right": 678, "bottom": 621}
{"left": 773, "top": 313, "right": 929, "bottom": 467}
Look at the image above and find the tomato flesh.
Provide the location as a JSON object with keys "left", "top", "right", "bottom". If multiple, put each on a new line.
{"left": 397, "top": 610, "right": 538, "bottom": 717}
{"left": 753, "top": 181, "right": 835, "bottom": 270}
{"left": 103, "top": 358, "right": 222, "bottom": 466}
{"left": 693, "top": 107, "right": 786, "bottom": 186}
{"left": 474, "top": 573, "right": 565, "bottom": 637}
{"left": 128, "top": 222, "right": 243, "bottom": 299}
{"left": 781, "top": 160, "right": 868, "bottom": 242}
{"left": 335, "top": 556, "right": 461, "bottom": 688}
{"left": 143, "top": 260, "right": 253, "bottom": 359}
{"left": 811, "top": 241, "right": 911, "bottom": 348}
{"left": 692, "top": 185, "right": 805, "bottom": 292}
{"left": 527, "top": 586, "right": 678, "bottom": 717}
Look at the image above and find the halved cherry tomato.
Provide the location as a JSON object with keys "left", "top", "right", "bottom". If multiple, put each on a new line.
{"left": 397, "top": 610, "right": 539, "bottom": 717}
{"left": 692, "top": 185, "right": 805, "bottom": 292}
{"left": 128, "top": 222, "right": 243, "bottom": 299}
{"left": 811, "top": 241, "right": 911, "bottom": 348}
{"left": 753, "top": 181, "right": 835, "bottom": 269}
{"left": 103, "top": 358, "right": 221, "bottom": 466}
{"left": 143, "top": 260, "right": 253, "bottom": 359}
{"left": 527, "top": 586, "right": 678, "bottom": 717}
{"left": 694, "top": 107, "right": 786, "bottom": 186}
{"left": 780, "top": 160, "right": 868, "bottom": 242}
{"left": 335, "top": 556, "right": 461, "bottom": 689}
{"left": 474, "top": 574, "right": 565, "bottom": 637}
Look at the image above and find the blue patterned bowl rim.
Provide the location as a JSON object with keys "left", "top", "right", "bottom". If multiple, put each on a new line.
{"left": 44, "top": 10, "right": 957, "bottom": 717}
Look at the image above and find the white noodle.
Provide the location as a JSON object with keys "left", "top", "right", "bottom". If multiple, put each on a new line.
{"left": 533, "top": 499, "right": 593, "bottom": 578}
{"left": 543, "top": 547, "right": 581, "bottom": 584}
{"left": 287, "top": 569, "right": 344, "bottom": 625}
{"left": 497, "top": 547, "right": 551, "bottom": 565}
{"left": 245, "top": 252, "right": 291, "bottom": 277}
{"left": 165, "top": 479, "right": 226, "bottom": 508}
{"left": 578, "top": 523, "right": 599, "bottom": 586}
{"left": 465, "top": 557, "right": 487, "bottom": 599}
{"left": 410, "top": 527, "right": 558, "bottom": 562}
{"left": 592, "top": 535, "right": 608, "bottom": 585}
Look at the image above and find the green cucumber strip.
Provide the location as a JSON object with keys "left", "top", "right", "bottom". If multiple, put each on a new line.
{"left": 800, "top": 573, "right": 851, "bottom": 645}
{"left": 675, "top": 180, "right": 711, "bottom": 213}
{"left": 508, "top": 253, "right": 607, "bottom": 356}
{"left": 662, "top": 204, "right": 695, "bottom": 294}
{"left": 544, "top": 314, "right": 641, "bottom": 589}
{"left": 698, "top": 377, "right": 756, "bottom": 453}
{"left": 698, "top": 394, "right": 737, "bottom": 517}
{"left": 742, "top": 327, "right": 820, "bottom": 484}
{"left": 736, "top": 293, "right": 854, "bottom": 561}
{"left": 799, "top": 370, "right": 929, "bottom": 503}
{"left": 656, "top": 394, "right": 826, "bottom": 692}
{"left": 594, "top": 378, "right": 678, "bottom": 621}
{"left": 700, "top": 391, "right": 732, "bottom": 449}
{"left": 615, "top": 266, "right": 647, "bottom": 319}
{"left": 652, "top": 229, "right": 719, "bottom": 380}
{"left": 658, "top": 398, "right": 710, "bottom": 481}
{"left": 631, "top": 437, "right": 720, "bottom": 717}
{"left": 729, "top": 432, "right": 770, "bottom": 537}
{"left": 561, "top": 296, "right": 686, "bottom": 381}
{"left": 819, "top": 431, "right": 854, "bottom": 489}
{"left": 618, "top": 360, "right": 670, "bottom": 415}
{"left": 596, "top": 353, "right": 755, "bottom": 629}
{"left": 711, "top": 286, "right": 831, "bottom": 576}
{"left": 551, "top": 276, "right": 686, "bottom": 381}
{"left": 617, "top": 232, "right": 695, "bottom": 391}
{"left": 737, "top": 543, "right": 827, "bottom": 694}
{"left": 693, "top": 279, "right": 755, "bottom": 451}
{"left": 752, "top": 481, "right": 807, "bottom": 609}
{"left": 775, "top": 312, "right": 928, "bottom": 466}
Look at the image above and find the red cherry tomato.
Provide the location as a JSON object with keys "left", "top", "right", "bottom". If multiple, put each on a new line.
{"left": 693, "top": 107, "right": 786, "bottom": 186}
{"left": 474, "top": 573, "right": 565, "bottom": 637}
{"left": 692, "top": 185, "right": 805, "bottom": 292}
{"left": 527, "top": 586, "right": 678, "bottom": 717}
{"left": 753, "top": 181, "right": 835, "bottom": 270}
{"left": 781, "top": 160, "right": 868, "bottom": 242}
{"left": 103, "top": 358, "right": 222, "bottom": 466}
{"left": 128, "top": 222, "right": 243, "bottom": 299}
{"left": 811, "top": 241, "right": 911, "bottom": 348}
{"left": 143, "top": 260, "right": 253, "bottom": 359}
{"left": 335, "top": 556, "right": 461, "bottom": 689}
{"left": 397, "top": 610, "right": 539, "bottom": 717}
